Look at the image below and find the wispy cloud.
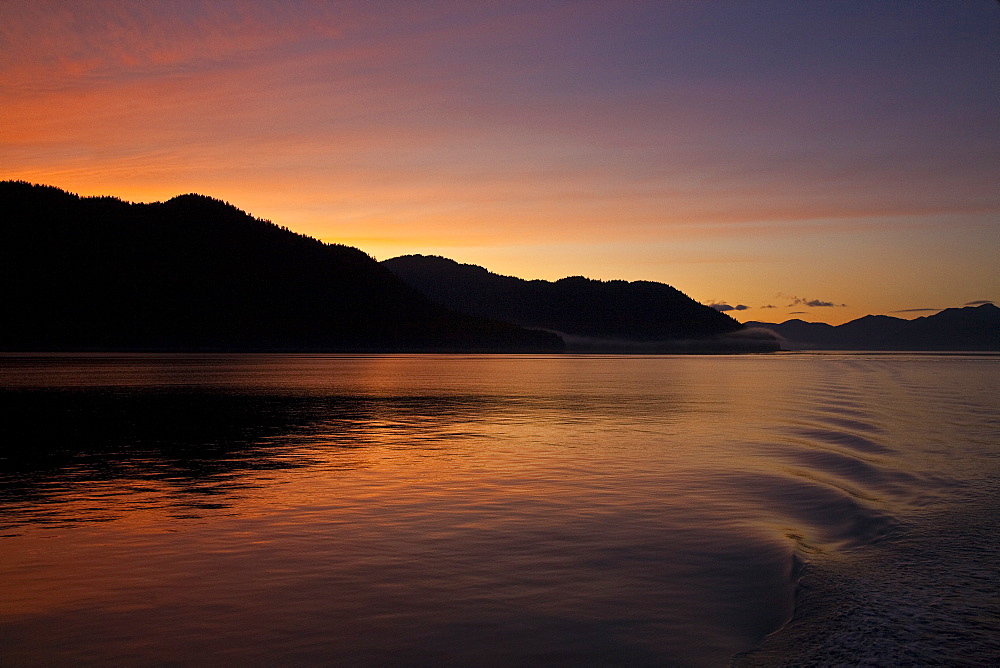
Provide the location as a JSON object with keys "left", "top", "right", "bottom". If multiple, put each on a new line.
{"left": 708, "top": 302, "right": 748, "bottom": 312}
{"left": 964, "top": 300, "right": 994, "bottom": 306}
{"left": 778, "top": 294, "right": 846, "bottom": 308}
{"left": 891, "top": 307, "right": 938, "bottom": 313}
{"left": 1, "top": 0, "right": 997, "bottom": 316}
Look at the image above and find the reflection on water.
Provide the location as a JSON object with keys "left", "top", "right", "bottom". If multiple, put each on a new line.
{"left": 1, "top": 353, "right": 997, "bottom": 666}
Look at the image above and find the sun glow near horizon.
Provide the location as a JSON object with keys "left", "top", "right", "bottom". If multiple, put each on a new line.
{"left": 2, "top": 0, "right": 998, "bottom": 325}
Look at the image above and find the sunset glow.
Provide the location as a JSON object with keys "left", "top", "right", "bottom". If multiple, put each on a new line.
{"left": 3, "top": 0, "right": 997, "bottom": 324}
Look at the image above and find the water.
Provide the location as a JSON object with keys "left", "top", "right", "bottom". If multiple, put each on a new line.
{"left": 1, "top": 353, "right": 997, "bottom": 666}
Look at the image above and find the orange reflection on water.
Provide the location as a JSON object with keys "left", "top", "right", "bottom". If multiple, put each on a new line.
{"left": 3, "top": 353, "right": 996, "bottom": 665}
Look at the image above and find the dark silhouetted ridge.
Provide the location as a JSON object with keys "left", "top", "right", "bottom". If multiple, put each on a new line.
{"left": 382, "top": 254, "right": 772, "bottom": 351}
{"left": 0, "top": 181, "right": 562, "bottom": 352}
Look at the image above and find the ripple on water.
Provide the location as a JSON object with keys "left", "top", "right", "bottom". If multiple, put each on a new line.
{"left": 781, "top": 425, "right": 893, "bottom": 455}
{"left": 1, "top": 353, "right": 996, "bottom": 667}
{"left": 768, "top": 446, "right": 952, "bottom": 509}
{"left": 725, "top": 471, "right": 902, "bottom": 552}
{"left": 733, "top": 354, "right": 1000, "bottom": 666}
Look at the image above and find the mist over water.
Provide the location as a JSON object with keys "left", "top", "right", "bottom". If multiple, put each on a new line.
{"left": 1, "top": 353, "right": 997, "bottom": 666}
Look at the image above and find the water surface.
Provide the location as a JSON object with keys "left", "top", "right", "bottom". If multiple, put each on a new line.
{"left": 1, "top": 353, "right": 997, "bottom": 665}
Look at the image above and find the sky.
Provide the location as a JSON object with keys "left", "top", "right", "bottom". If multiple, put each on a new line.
{"left": 2, "top": 0, "right": 998, "bottom": 324}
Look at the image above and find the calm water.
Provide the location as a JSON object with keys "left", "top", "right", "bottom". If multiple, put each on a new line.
{"left": 1, "top": 353, "right": 997, "bottom": 666}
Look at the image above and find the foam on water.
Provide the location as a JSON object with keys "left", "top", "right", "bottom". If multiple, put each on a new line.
{"left": 734, "top": 496, "right": 1000, "bottom": 666}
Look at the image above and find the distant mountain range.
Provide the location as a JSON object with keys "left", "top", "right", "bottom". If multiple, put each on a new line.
{"left": 1, "top": 181, "right": 562, "bottom": 352}
{"left": 382, "top": 254, "right": 778, "bottom": 352}
{"left": 745, "top": 305, "right": 999, "bottom": 351}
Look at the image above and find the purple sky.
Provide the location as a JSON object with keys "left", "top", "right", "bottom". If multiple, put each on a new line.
{"left": 3, "top": 0, "right": 998, "bottom": 323}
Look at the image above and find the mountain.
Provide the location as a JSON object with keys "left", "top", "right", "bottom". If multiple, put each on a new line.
{"left": 746, "top": 304, "right": 1000, "bottom": 351}
{"left": 382, "top": 254, "right": 777, "bottom": 352}
{"left": 0, "top": 181, "right": 563, "bottom": 352}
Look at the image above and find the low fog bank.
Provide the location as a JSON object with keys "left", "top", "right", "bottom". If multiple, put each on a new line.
{"left": 549, "top": 327, "right": 782, "bottom": 353}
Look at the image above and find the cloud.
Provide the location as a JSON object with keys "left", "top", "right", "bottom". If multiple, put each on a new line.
{"left": 760, "top": 304, "right": 777, "bottom": 309}
{"left": 964, "top": 300, "right": 994, "bottom": 306}
{"left": 789, "top": 311, "right": 805, "bottom": 315}
{"left": 709, "top": 302, "right": 749, "bottom": 312}
{"left": 3, "top": 0, "right": 998, "bottom": 297}
{"left": 891, "top": 307, "right": 938, "bottom": 313}
{"left": 779, "top": 293, "right": 846, "bottom": 308}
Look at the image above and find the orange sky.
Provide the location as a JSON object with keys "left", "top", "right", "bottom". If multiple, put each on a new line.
{"left": 2, "top": 0, "right": 998, "bottom": 324}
